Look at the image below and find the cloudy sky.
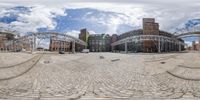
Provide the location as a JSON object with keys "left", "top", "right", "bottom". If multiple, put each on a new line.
{"left": 0, "top": 0, "right": 200, "bottom": 46}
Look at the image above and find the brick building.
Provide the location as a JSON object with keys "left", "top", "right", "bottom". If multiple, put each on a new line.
{"left": 19, "top": 36, "right": 31, "bottom": 51}
{"left": 192, "top": 41, "right": 197, "bottom": 50}
{"left": 0, "top": 33, "right": 7, "bottom": 50}
{"left": 49, "top": 34, "right": 71, "bottom": 52}
{"left": 79, "top": 18, "right": 184, "bottom": 53}
{"left": 0, "top": 32, "right": 21, "bottom": 51}
{"left": 191, "top": 41, "right": 200, "bottom": 51}
{"left": 111, "top": 18, "right": 184, "bottom": 53}
{"left": 143, "top": 18, "right": 159, "bottom": 52}
{"left": 75, "top": 29, "right": 90, "bottom": 51}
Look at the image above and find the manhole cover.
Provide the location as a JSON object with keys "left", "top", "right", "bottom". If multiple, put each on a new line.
{"left": 160, "top": 62, "right": 166, "bottom": 64}
{"left": 44, "top": 61, "right": 50, "bottom": 64}
{"left": 99, "top": 56, "right": 104, "bottom": 59}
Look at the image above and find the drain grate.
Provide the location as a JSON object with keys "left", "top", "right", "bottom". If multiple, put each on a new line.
{"left": 160, "top": 62, "right": 166, "bottom": 64}
{"left": 99, "top": 56, "right": 104, "bottom": 59}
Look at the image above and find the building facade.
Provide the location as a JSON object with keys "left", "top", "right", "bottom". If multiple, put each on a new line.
{"left": 79, "top": 18, "right": 185, "bottom": 53}
{"left": 111, "top": 18, "right": 185, "bottom": 53}
{"left": 115, "top": 29, "right": 144, "bottom": 52}
{"left": 88, "top": 34, "right": 111, "bottom": 52}
{"left": 0, "top": 32, "right": 22, "bottom": 51}
{"left": 76, "top": 28, "right": 90, "bottom": 51}
{"left": 49, "top": 34, "right": 71, "bottom": 52}
{"left": 191, "top": 41, "right": 200, "bottom": 51}
{"left": 79, "top": 29, "right": 89, "bottom": 48}
{"left": 143, "top": 18, "right": 159, "bottom": 52}
{"left": 0, "top": 33, "right": 7, "bottom": 51}
{"left": 192, "top": 41, "right": 197, "bottom": 50}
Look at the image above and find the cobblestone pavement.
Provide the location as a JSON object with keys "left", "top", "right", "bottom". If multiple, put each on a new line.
{"left": 0, "top": 52, "right": 200, "bottom": 100}
{"left": 0, "top": 53, "right": 35, "bottom": 67}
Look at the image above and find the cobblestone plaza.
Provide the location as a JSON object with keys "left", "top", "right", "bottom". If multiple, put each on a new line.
{"left": 0, "top": 52, "right": 200, "bottom": 100}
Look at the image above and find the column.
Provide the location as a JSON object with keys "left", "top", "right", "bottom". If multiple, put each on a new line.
{"left": 32, "top": 34, "right": 36, "bottom": 53}
{"left": 169, "top": 42, "right": 171, "bottom": 52}
{"left": 164, "top": 40, "right": 166, "bottom": 52}
{"left": 125, "top": 42, "right": 127, "bottom": 53}
{"left": 179, "top": 42, "right": 181, "bottom": 52}
{"left": 72, "top": 41, "right": 75, "bottom": 53}
{"left": 111, "top": 46, "right": 114, "bottom": 52}
{"left": 158, "top": 38, "right": 161, "bottom": 53}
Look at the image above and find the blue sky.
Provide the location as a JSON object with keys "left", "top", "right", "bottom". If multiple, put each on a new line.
{"left": 0, "top": 0, "right": 200, "bottom": 46}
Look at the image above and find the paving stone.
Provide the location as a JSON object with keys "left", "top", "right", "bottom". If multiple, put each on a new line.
{"left": 0, "top": 52, "right": 199, "bottom": 100}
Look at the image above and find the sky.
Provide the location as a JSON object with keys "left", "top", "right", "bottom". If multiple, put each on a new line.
{"left": 0, "top": 0, "right": 200, "bottom": 46}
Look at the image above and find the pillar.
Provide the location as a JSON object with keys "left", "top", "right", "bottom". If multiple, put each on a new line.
{"left": 72, "top": 41, "right": 75, "bottom": 53}
{"left": 170, "top": 42, "right": 172, "bottom": 52}
{"left": 158, "top": 38, "right": 161, "bottom": 53}
{"left": 125, "top": 42, "right": 127, "bottom": 53}
{"left": 179, "top": 42, "right": 181, "bottom": 52}
{"left": 164, "top": 40, "right": 167, "bottom": 52}
{"left": 32, "top": 34, "right": 36, "bottom": 53}
{"left": 111, "top": 46, "right": 114, "bottom": 52}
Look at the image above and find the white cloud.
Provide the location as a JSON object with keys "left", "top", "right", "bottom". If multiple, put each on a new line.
{"left": 79, "top": 6, "right": 143, "bottom": 34}
{"left": 36, "top": 38, "right": 50, "bottom": 49}
{"left": 65, "top": 30, "right": 80, "bottom": 38}
{"left": 64, "top": 2, "right": 200, "bottom": 33}
{"left": 88, "top": 30, "right": 98, "bottom": 34}
{"left": 64, "top": 30, "right": 99, "bottom": 38}
{"left": 185, "top": 40, "right": 199, "bottom": 47}
{"left": 185, "top": 41, "right": 192, "bottom": 46}
{"left": 0, "top": 0, "right": 200, "bottom": 38}
{"left": 0, "top": 5, "right": 66, "bottom": 35}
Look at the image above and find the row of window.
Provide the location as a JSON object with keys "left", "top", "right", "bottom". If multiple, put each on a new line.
{"left": 51, "top": 47, "right": 70, "bottom": 51}
{"left": 51, "top": 42, "right": 70, "bottom": 45}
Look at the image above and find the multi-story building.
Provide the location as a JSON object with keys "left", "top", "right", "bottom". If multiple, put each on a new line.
{"left": 49, "top": 34, "right": 71, "bottom": 52}
{"left": 18, "top": 36, "right": 31, "bottom": 51}
{"left": 79, "top": 29, "right": 89, "bottom": 47}
{"left": 111, "top": 18, "right": 185, "bottom": 53}
{"left": 88, "top": 34, "right": 111, "bottom": 52}
{"left": 78, "top": 18, "right": 184, "bottom": 53}
{"left": 111, "top": 34, "right": 118, "bottom": 43}
{"left": 0, "top": 32, "right": 20, "bottom": 51}
{"left": 143, "top": 18, "right": 159, "bottom": 52}
{"left": 192, "top": 41, "right": 195, "bottom": 50}
{"left": 116, "top": 29, "right": 144, "bottom": 52}
{"left": 0, "top": 33, "right": 7, "bottom": 51}
{"left": 111, "top": 34, "right": 118, "bottom": 51}
{"left": 79, "top": 29, "right": 89, "bottom": 42}
{"left": 186, "top": 40, "right": 200, "bottom": 51}
{"left": 76, "top": 29, "right": 90, "bottom": 51}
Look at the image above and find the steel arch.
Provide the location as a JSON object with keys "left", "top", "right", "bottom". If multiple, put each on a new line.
{"left": 17, "top": 32, "right": 86, "bottom": 46}
{"left": 111, "top": 35, "right": 185, "bottom": 46}
{"left": 175, "top": 32, "right": 200, "bottom": 38}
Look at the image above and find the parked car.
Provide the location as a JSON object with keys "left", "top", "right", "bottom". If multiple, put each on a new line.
{"left": 59, "top": 49, "right": 65, "bottom": 54}
{"left": 16, "top": 49, "right": 21, "bottom": 52}
{"left": 82, "top": 49, "right": 89, "bottom": 53}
